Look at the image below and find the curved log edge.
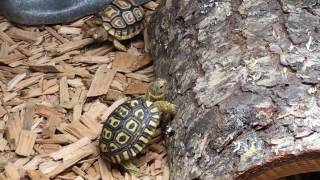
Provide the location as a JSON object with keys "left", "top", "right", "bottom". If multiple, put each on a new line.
{"left": 148, "top": 0, "right": 320, "bottom": 179}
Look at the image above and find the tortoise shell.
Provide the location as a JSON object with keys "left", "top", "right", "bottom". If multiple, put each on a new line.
{"left": 99, "top": 0, "right": 145, "bottom": 40}
{"left": 99, "top": 98, "right": 160, "bottom": 163}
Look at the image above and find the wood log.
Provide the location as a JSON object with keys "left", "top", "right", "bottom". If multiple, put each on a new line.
{"left": 148, "top": 0, "right": 320, "bottom": 179}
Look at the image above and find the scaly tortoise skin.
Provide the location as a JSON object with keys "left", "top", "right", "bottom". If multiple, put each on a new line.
{"left": 99, "top": 78, "right": 176, "bottom": 176}
{"left": 87, "top": 0, "right": 146, "bottom": 51}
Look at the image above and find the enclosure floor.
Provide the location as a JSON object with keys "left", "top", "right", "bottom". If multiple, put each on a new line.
{"left": 0, "top": 2, "right": 169, "bottom": 179}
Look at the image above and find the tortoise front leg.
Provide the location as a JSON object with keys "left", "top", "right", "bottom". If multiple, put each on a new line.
{"left": 154, "top": 101, "right": 176, "bottom": 114}
{"left": 121, "top": 161, "right": 145, "bottom": 177}
{"left": 113, "top": 39, "right": 127, "bottom": 51}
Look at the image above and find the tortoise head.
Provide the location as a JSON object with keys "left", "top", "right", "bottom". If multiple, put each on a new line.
{"left": 147, "top": 78, "right": 167, "bottom": 101}
{"left": 85, "top": 26, "right": 109, "bottom": 42}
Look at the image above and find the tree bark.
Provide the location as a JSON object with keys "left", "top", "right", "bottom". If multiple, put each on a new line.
{"left": 148, "top": 0, "right": 320, "bottom": 179}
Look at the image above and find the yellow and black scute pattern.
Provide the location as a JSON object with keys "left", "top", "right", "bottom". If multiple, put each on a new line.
{"left": 99, "top": 97, "right": 160, "bottom": 164}
{"left": 99, "top": 0, "right": 145, "bottom": 41}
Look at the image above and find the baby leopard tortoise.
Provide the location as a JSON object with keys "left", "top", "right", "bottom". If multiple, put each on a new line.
{"left": 87, "top": 0, "right": 147, "bottom": 51}
{"left": 99, "top": 78, "right": 176, "bottom": 176}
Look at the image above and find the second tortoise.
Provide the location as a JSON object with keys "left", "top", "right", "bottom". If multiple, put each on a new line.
{"left": 87, "top": 0, "right": 146, "bottom": 51}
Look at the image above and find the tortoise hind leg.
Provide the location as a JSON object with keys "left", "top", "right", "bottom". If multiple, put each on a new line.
{"left": 121, "top": 161, "right": 145, "bottom": 177}
{"left": 113, "top": 39, "right": 127, "bottom": 51}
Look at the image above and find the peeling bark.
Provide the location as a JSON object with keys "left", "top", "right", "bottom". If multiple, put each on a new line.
{"left": 148, "top": 0, "right": 320, "bottom": 179}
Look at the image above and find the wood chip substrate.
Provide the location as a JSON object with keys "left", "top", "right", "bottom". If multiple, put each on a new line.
{"left": 0, "top": 1, "right": 169, "bottom": 180}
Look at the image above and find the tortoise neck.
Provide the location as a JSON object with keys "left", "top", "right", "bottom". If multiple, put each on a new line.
{"left": 145, "top": 90, "right": 165, "bottom": 102}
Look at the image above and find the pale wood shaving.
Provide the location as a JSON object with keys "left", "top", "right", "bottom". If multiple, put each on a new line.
{"left": 56, "top": 38, "right": 94, "bottom": 54}
{"left": 15, "top": 130, "right": 37, "bottom": 156}
{"left": 46, "top": 148, "right": 94, "bottom": 178}
{"left": 26, "top": 169, "right": 49, "bottom": 180}
{"left": 44, "top": 27, "right": 69, "bottom": 43}
{"left": 0, "top": 106, "right": 6, "bottom": 118}
{"left": 23, "top": 156, "right": 46, "bottom": 171}
{"left": 49, "top": 137, "right": 91, "bottom": 161}
{"left": 113, "top": 52, "right": 152, "bottom": 73}
{"left": 87, "top": 65, "right": 116, "bottom": 97}
{"left": 0, "top": 138, "right": 8, "bottom": 152}
{"left": 125, "top": 82, "right": 149, "bottom": 95}
{"left": 60, "top": 76, "right": 71, "bottom": 108}
{"left": 58, "top": 27, "right": 82, "bottom": 35}
{"left": 5, "top": 117, "right": 21, "bottom": 149}
{"left": 7, "top": 73, "right": 26, "bottom": 91}
{"left": 23, "top": 101, "right": 35, "bottom": 130}
{"left": 72, "top": 55, "right": 113, "bottom": 64}
{"left": 6, "top": 27, "right": 42, "bottom": 42}
{"left": 83, "top": 101, "right": 108, "bottom": 120}
{"left": 126, "top": 73, "right": 151, "bottom": 82}
{"left": 4, "top": 162, "right": 20, "bottom": 180}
